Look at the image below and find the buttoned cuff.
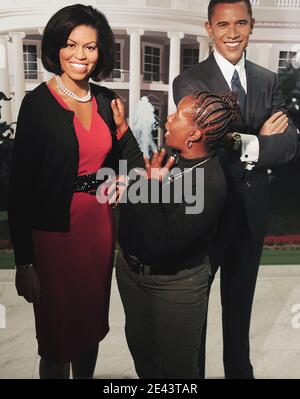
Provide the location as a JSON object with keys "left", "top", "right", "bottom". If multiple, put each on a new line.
{"left": 240, "top": 134, "right": 259, "bottom": 163}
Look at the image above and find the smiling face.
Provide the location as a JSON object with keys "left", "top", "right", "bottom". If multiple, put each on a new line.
{"left": 59, "top": 24, "right": 99, "bottom": 82}
{"left": 165, "top": 96, "right": 199, "bottom": 152}
{"left": 205, "top": 1, "right": 254, "bottom": 65}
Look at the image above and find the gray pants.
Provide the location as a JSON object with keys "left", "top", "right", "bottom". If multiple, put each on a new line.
{"left": 116, "top": 250, "right": 210, "bottom": 379}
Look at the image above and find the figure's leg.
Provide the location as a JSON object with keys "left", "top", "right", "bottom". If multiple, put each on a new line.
{"left": 221, "top": 237, "right": 264, "bottom": 379}
{"left": 198, "top": 259, "right": 220, "bottom": 379}
{"left": 116, "top": 253, "right": 162, "bottom": 379}
{"left": 71, "top": 344, "right": 99, "bottom": 379}
{"left": 39, "top": 357, "right": 70, "bottom": 379}
{"left": 152, "top": 265, "right": 210, "bottom": 379}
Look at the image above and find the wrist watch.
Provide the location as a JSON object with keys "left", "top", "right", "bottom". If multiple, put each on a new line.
{"left": 232, "top": 132, "right": 242, "bottom": 151}
{"left": 15, "top": 263, "right": 34, "bottom": 271}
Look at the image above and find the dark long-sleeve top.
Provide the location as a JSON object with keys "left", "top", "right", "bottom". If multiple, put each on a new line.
{"left": 8, "top": 82, "right": 139, "bottom": 266}
{"left": 118, "top": 130, "right": 227, "bottom": 273}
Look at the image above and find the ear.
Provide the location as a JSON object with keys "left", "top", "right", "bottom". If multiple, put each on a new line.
{"left": 188, "top": 129, "right": 203, "bottom": 143}
{"left": 205, "top": 21, "right": 213, "bottom": 39}
{"left": 250, "top": 18, "right": 255, "bottom": 33}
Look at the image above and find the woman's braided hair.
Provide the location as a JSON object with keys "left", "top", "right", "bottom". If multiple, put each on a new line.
{"left": 192, "top": 91, "right": 240, "bottom": 149}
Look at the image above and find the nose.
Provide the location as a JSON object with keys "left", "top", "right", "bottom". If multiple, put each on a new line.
{"left": 227, "top": 24, "right": 239, "bottom": 39}
{"left": 74, "top": 46, "right": 86, "bottom": 60}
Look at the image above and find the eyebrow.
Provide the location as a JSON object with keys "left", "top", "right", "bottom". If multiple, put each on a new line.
{"left": 67, "top": 38, "right": 97, "bottom": 45}
{"left": 217, "top": 19, "right": 249, "bottom": 25}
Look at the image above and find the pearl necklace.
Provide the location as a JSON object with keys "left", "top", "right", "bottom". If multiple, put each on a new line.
{"left": 55, "top": 75, "right": 92, "bottom": 103}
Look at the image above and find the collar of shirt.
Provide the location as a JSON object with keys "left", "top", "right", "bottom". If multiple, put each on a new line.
{"left": 213, "top": 49, "right": 247, "bottom": 93}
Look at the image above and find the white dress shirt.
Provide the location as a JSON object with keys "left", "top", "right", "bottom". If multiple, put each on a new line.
{"left": 213, "top": 49, "right": 259, "bottom": 169}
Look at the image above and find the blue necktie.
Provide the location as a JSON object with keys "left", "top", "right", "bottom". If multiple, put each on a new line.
{"left": 231, "top": 69, "right": 246, "bottom": 114}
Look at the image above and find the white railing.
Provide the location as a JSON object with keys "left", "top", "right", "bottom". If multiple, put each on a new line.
{"left": 251, "top": 0, "right": 300, "bottom": 7}
{"left": 0, "top": 0, "right": 204, "bottom": 12}
{"left": 275, "top": 0, "right": 300, "bottom": 6}
{"left": 0, "top": 0, "right": 139, "bottom": 10}
{"left": 1, "top": 0, "right": 300, "bottom": 11}
{"left": 105, "top": 69, "right": 130, "bottom": 83}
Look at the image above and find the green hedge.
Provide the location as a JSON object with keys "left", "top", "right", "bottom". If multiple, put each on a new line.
{"left": 1, "top": 210, "right": 299, "bottom": 269}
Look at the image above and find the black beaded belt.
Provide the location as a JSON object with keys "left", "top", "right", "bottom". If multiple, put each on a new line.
{"left": 73, "top": 172, "right": 105, "bottom": 195}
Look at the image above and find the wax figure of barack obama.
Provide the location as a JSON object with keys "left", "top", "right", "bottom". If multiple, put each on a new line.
{"left": 173, "top": 0, "right": 298, "bottom": 379}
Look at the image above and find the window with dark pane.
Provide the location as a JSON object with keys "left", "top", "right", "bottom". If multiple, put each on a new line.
{"left": 278, "top": 50, "right": 297, "bottom": 73}
{"left": 183, "top": 48, "right": 199, "bottom": 72}
{"left": 23, "top": 44, "right": 38, "bottom": 79}
{"left": 112, "top": 42, "right": 121, "bottom": 79}
{"left": 144, "top": 45, "right": 161, "bottom": 82}
{"left": 151, "top": 108, "right": 160, "bottom": 148}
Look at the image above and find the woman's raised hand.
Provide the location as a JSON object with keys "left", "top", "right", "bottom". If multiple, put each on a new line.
{"left": 111, "top": 97, "right": 129, "bottom": 140}
{"left": 138, "top": 148, "right": 175, "bottom": 181}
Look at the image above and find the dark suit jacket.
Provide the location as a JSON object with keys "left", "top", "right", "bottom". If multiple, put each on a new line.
{"left": 173, "top": 53, "right": 298, "bottom": 238}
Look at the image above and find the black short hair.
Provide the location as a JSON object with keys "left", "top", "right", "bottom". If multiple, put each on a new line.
{"left": 208, "top": 0, "right": 252, "bottom": 22}
{"left": 41, "top": 4, "right": 115, "bottom": 81}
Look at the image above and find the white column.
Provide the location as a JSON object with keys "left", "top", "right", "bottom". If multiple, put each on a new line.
{"left": 127, "top": 28, "right": 144, "bottom": 125}
{"left": 167, "top": 32, "right": 184, "bottom": 114}
{"left": 0, "top": 35, "right": 12, "bottom": 123}
{"left": 10, "top": 32, "right": 26, "bottom": 119}
{"left": 257, "top": 43, "right": 272, "bottom": 69}
{"left": 38, "top": 27, "right": 53, "bottom": 82}
{"left": 197, "top": 36, "right": 210, "bottom": 62}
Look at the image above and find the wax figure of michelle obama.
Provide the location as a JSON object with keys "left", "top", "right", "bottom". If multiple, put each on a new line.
{"left": 8, "top": 4, "right": 136, "bottom": 379}
{"left": 173, "top": 0, "right": 298, "bottom": 379}
{"left": 110, "top": 91, "right": 240, "bottom": 379}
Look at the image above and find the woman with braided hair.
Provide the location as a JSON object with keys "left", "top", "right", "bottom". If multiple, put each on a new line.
{"left": 110, "top": 90, "right": 239, "bottom": 379}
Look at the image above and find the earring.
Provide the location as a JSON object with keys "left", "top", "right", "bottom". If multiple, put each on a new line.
{"left": 185, "top": 139, "right": 193, "bottom": 150}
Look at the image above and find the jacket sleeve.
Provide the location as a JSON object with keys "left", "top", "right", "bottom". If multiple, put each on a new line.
{"left": 257, "top": 74, "right": 298, "bottom": 168}
{"left": 173, "top": 75, "right": 197, "bottom": 106}
{"left": 8, "top": 93, "right": 39, "bottom": 266}
{"left": 118, "top": 128, "right": 145, "bottom": 170}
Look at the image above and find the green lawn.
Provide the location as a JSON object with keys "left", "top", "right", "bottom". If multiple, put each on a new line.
{"left": 0, "top": 252, "right": 14, "bottom": 269}
{"left": 0, "top": 212, "right": 7, "bottom": 221}
{"left": 1, "top": 211, "right": 299, "bottom": 269}
{"left": 1, "top": 249, "right": 300, "bottom": 270}
{"left": 261, "top": 249, "right": 300, "bottom": 265}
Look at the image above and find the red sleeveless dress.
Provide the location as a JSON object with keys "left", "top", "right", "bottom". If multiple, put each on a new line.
{"left": 32, "top": 86, "right": 114, "bottom": 363}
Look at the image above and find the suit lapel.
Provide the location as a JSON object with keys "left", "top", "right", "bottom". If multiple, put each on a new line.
{"left": 205, "top": 54, "right": 247, "bottom": 128}
{"left": 245, "top": 61, "right": 261, "bottom": 129}
{"left": 207, "top": 57, "right": 262, "bottom": 130}
{"left": 206, "top": 54, "right": 231, "bottom": 93}
{"left": 195, "top": 55, "right": 264, "bottom": 130}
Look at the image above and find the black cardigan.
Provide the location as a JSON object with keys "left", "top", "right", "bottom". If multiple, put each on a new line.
{"left": 8, "top": 82, "right": 138, "bottom": 265}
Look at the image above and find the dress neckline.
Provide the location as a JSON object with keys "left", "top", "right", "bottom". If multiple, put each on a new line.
{"left": 46, "top": 83, "right": 96, "bottom": 132}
